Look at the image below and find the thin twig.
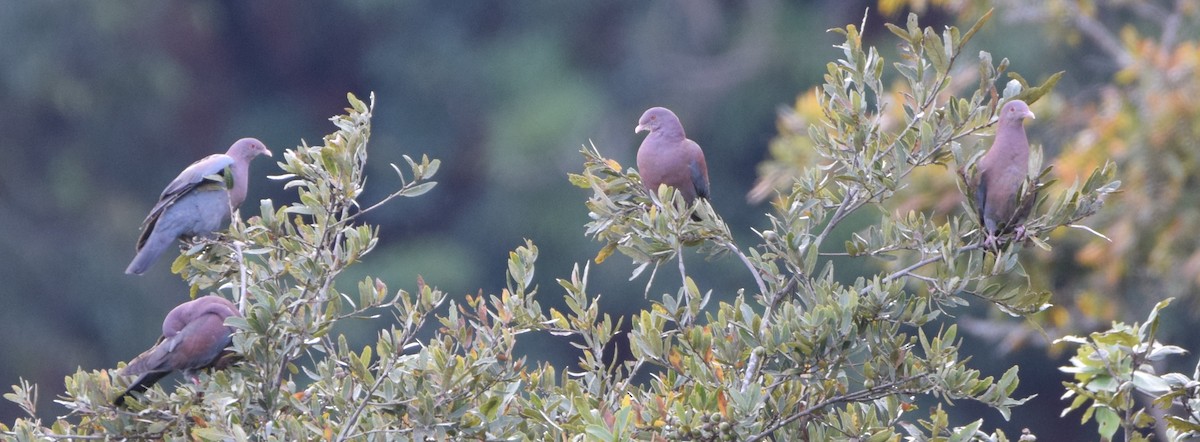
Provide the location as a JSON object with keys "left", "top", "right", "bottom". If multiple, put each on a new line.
{"left": 744, "top": 374, "right": 927, "bottom": 442}
{"left": 643, "top": 261, "right": 660, "bottom": 299}
{"left": 272, "top": 161, "right": 350, "bottom": 412}
{"left": 815, "top": 188, "right": 857, "bottom": 247}
{"left": 614, "top": 360, "right": 646, "bottom": 395}
{"left": 874, "top": 243, "right": 981, "bottom": 289}
{"left": 340, "top": 184, "right": 416, "bottom": 226}
{"left": 740, "top": 347, "right": 764, "bottom": 392}
{"left": 335, "top": 303, "right": 434, "bottom": 442}
{"left": 721, "top": 239, "right": 768, "bottom": 297}
{"left": 739, "top": 277, "right": 798, "bottom": 392}
{"left": 760, "top": 277, "right": 797, "bottom": 337}
{"left": 676, "top": 244, "right": 693, "bottom": 327}
{"left": 676, "top": 244, "right": 687, "bottom": 291}
{"left": 234, "top": 240, "right": 247, "bottom": 314}
{"left": 905, "top": 272, "right": 939, "bottom": 285}
{"left": 224, "top": 201, "right": 249, "bottom": 313}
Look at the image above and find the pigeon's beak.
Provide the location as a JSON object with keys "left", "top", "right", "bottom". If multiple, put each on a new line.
{"left": 635, "top": 123, "right": 648, "bottom": 134}
{"left": 264, "top": 149, "right": 274, "bottom": 157}
{"left": 1024, "top": 110, "right": 1036, "bottom": 120}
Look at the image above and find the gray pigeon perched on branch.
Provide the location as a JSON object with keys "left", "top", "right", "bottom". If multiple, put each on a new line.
{"left": 635, "top": 107, "right": 710, "bottom": 205}
{"left": 975, "top": 100, "right": 1036, "bottom": 247}
{"left": 125, "top": 138, "right": 271, "bottom": 275}
{"left": 114, "top": 295, "right": 240, "bottom": 406}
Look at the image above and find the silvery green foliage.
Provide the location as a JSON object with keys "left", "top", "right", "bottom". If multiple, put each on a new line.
{"left": 4, "top": 13, "right": 1119, "bottom": 442}
{"left": 569, "top": 12, "right": 1113, "bottom": 441}
{"left": 1, "top": 93, "right": 519, "bottom": 441}
{"left": 1059, "top": 298, "right": 1200, "bottom": 442}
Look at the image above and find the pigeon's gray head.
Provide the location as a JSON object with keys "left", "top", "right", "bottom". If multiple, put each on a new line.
{"left": 228, "top": 138, "right": 273, "bottom": 160}
{"left": 635, "top": 107, "right": 681, "bottom": 135}
{"left": 999, "top": 100, "right": 1035, "bottom": 126}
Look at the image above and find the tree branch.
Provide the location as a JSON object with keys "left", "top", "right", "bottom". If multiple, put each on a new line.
{"left": 744, "top": 374, "right": 927, "bottom": 442}
{"left": 740, "top": 277, "right": 798, "bottom": 392}
{"left": 676, "top": 242, "right": 693, "bottom": 327}
{"left": 341, "top": 187, "right": 408, "bottom": 226}
{"left": 233, "top": 240, "right": 247, "bottom": 314}
{"left": 873, "top": 243, "right": 981, "bottom": 290}
{"left": 720, "top": 239, "right": 768, "bottom": 297}
{"left": 336, "top": 309, "right": 434, "bottom": 442}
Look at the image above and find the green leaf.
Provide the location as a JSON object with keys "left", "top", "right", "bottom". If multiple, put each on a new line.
{"left": 1165, "top": 415, "right": 1200, "bottom": 433}
{"left": 192, "top": 427, "right": 230, "bottom": 442}
{"left": 923, "top": 28, "right": 948, "bottom": 73}
{"left": 400, "top": 181, "right": 437, "bottom": 197}
{"left": 1095, "top": 406, "right": 1120, "bottom": 441}
{"left": 584, "top": 425, "right": 615, "bottom": 442}
{"left": 1013, "top": 71, "right": 1064, "bottom": 104}
{"left": 423, "top": 158, "right": 441, "bottom": 179}
{"left": 1140, "top": 297, "right": 1174, "bottom": 341}
{"left": 958, "top": 9, "right": 993, "bottom": 48}
{"left": 1132, "top": 370, "right": 1170, "bottom": 395}
{"left": 949, "top": 419, "right": 982, "bottom": 442}
{"left": 480, "top": 395, "right": 502, "bottom": 420}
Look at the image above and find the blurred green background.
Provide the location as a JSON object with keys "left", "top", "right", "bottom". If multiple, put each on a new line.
{"left": 0, "top": 1, "right": 1181, "bottom": 438}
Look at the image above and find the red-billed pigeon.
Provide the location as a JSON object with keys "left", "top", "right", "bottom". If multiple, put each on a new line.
{"left": 975, "top": 100, "right": 1037, "bottom": 246}
{"left": 635, "top": 107, "right": 710, "bottom": 205}
{"left": 125, "top": 138, "right": 272, "bottom": 275}
{"left": 114, "top": 295, "right": 240, "bottom": 406}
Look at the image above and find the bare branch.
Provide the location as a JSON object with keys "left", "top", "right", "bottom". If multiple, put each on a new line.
{"left": 876, "top": 243, "right": 981, "bottom": 289}
{"left": 720, "top": 239, "right": 768, "bottom": 297}
{"left": 740, "top": 277, "right": 798, "bottom": 392}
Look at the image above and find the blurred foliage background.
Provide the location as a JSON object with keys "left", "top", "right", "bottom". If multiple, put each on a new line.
{"left": 0, "top": 0, "right": 1195, "bottom": 438}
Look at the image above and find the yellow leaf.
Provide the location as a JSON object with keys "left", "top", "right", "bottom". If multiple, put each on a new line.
{"left": 550, "top": 308, "right": 569, "bottom": 326}
{"left": 668, "top": 349, "right": 683, "bottom": 371}
{"left": 595, "top": 242, "right": 617, "bottom": 264}
{"left": 171, "top": 254, "right": 188, "bottom": 274}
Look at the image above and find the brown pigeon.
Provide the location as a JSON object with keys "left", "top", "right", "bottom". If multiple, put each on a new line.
{"left": 975, "top": 100, "right": 1036, "bottom": 246}
{"left": 635, "top": 107, "right": 710, "bottom": 205}
{"left": 126, "top": 138, "right": 272, "bottom": 275}
{"left": 114, "top": 295, "right": 240, "bottom": 406}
